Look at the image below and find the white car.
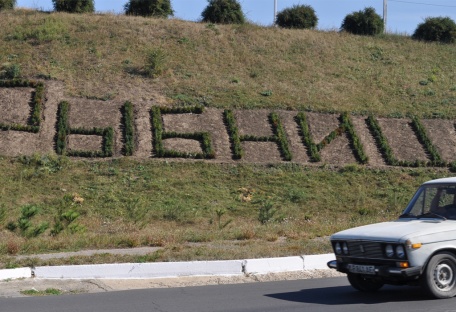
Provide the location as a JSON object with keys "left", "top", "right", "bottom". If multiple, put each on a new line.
{"left": 328, "top": 177, "right": 456, "bottom": 299}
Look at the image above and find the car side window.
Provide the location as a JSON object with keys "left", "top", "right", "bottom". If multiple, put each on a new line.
{"left": 424, "top": 188, "right": 439, "bottom": 213}
{"left": 406, "top": 185, "right": 456, "bottom": 217}
{"left": 439, "top": 190, "right": 455, "bottom": 208}
{"left": 408, "top": 187, "right": 437, "bottom": 215}
{"left": 428, "top": 187, "right": 456, "bottom": 219}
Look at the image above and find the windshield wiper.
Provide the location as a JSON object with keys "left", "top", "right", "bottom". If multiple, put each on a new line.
{"left": 399, "top": 212, "right": 417, "bottom": 219}
{"left": 417, "top": 212, "right": 447, "bottom": 220}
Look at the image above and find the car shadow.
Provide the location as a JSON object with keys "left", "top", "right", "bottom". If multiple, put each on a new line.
{"left": 265, "top": 285, "right": 434, "bottom": 305}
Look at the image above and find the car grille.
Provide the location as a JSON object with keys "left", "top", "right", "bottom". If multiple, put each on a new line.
{"left": 347, "top": 241, "right": 384, "bottom": 259}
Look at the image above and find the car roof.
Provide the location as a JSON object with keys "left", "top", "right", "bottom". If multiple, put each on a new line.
{"left": 423, "top": 177, "right": 456, "bottom": 185}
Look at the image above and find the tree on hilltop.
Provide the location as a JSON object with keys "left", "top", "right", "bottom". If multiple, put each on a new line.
{"left": 0, "top": 0, "right": 16, "bottom": 10}
{"left": 124, "top": 0, "right": 173, "bottom": 18}
{"left": 275, "top": 5, "right": 318, "bottom": 29}
{"left": 201, "top": 0, "right": 245, "bottom": 24}
{"left": 413, "top": 17, "right": 456, "bottom": 44}
{"left": 52, "top": 0, "right": 95, "bottom": 13}
{"left": 341, "top": 7, "right": 384, "bottom": 36}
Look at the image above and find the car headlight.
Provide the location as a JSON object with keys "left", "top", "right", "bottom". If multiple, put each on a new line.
{"left": 385, "top": 244, "right": 395, "bottom": 258}
{"left": 342, "top": 242, "right": 349, "bottom": 255}
{"left": 335, "top": 242, "right": 342, "bottom": 255}
{"left": 396, "top": 245, "right": 405, "bottom": 259}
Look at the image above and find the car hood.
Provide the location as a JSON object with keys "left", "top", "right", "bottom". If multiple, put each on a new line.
{"left": 330, "top": 219, "right": 456, "bottom": 243}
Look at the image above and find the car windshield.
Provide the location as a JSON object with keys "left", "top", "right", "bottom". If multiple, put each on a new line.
{"left": 401, "top": 184, "right": 456, "bottom": 220}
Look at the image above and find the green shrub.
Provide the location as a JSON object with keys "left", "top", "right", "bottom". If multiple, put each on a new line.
{"left": 258, "top": 201, "right": 276, "bottom": 224}
{"left": 52, "top": 0, "right": 94, "bottom": 13}
{"left": 412, "top": 17, "right": 456, "bottom": 44}
{"left": 56, "top": 101, "right": 70, "bottom": 155}
{"left": 275, "top": 5, "right": 318, "bottom": 29}
{"left": 0, "top": 79, "right": 32, "bottom": 88}
{"left": 150, "top": 106, "right": 164, "bottom": 157}
{"left": 295, "top": 112, "right": 320, "bottom": 162}
{"left": 223, "top": 110, "right": 243, "bottom": 159}
{"left": 124, "top": 0, "right": 173, "bottom": 18}
{"left": 341, "top": 7, "right": 384, "bottom": 36}
{"left": 366, "top": 115, "right": 394, "bottom": 165}
{"left": 0, "top": 63, "right": 21, "bottom": 79}
{"left": 410, "top": 116, "right": 444, "bottom": 166}
{"left": 159, "top": 106, "right": 203, "bottom": 114}
{"left": 102, "top": 127, "right": 114, "bottom": 157}
{"left": 7, "top": 204, "right": 49, "bottom": 238}
{"left": 316, "top": 125, "right": 344, "bottom": 151}
{"left": 122, "top": 101, "right": 135, "bottom": 156}
{"left": 269, "top": 112, "right": 292, "bottom": 161}
{"left": 341, "top": 113, "right": 368, "bottom": 164}
{"left": 62, "top": 210, "right": 80, "bottom": 223}
{"left": 0, "top": 0, "right": 16, "bottom": 10}
{"left": 201, "top": 0, "right": 245, "bottom": 24}
{"left": 29, "top": 222, "right": 49, "bottom": 238}
{"left": 31, "top": 83, "right": 44, "bottom": 127}
{"left": 21, "top": 204, "right": 39, "bottom": 219}
{"left": 144, "top": 49, "right": 167, "bottom": 78}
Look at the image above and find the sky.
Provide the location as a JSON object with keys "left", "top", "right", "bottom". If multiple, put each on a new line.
{"left": 16, "top": 0, "right": 456, "bottom": 35}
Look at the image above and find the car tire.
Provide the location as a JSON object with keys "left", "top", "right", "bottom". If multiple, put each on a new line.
{"left": 421, "top": 252, "right": 456, "bottom": 299}
{"left": 347, "top": 273, "right": 384, "bottom": 292}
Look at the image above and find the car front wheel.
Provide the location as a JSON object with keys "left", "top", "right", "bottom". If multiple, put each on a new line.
{"left": 421, "top": 252, "right": 456, "bottom": 299}
{"left": 347, "top": 273, "right": 384, "bottom": 292}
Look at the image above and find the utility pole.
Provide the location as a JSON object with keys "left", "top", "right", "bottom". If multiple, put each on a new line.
{"left": 274, "top": 0, "right": 277, "bottom": 25}
{"left": 383, "top": 0, "right": 387, "bottom": 33}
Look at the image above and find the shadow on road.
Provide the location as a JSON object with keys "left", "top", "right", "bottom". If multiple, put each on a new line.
{"left": 265, "top": 285, "right": 434, "bottom": 305}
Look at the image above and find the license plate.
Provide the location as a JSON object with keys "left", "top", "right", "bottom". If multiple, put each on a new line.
{"left": 347, "top": 264, "right": 376, "bottom": 275}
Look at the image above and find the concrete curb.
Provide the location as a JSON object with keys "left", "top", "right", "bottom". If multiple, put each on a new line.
{"left": 34, "top": 260, "right": 244, "bottom": 279}
{"left": 243, "top": 256, "right": 304, "bottom": 275}
{"left": 1, "top": 254, "right": 335, "bottom": 280}
{"left": 0, "top": 268, "right": 32, "bottom": 280}
{"left": 304, "top": 254, "right": 337, "bottom": 270}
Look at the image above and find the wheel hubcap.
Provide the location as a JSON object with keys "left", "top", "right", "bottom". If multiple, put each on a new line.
{"left": 434, "top": 263, "right": 454, "bottom": 289}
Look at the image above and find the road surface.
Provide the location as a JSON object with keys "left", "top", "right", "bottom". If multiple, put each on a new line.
{"left": 1, "top": 277, "right": 454, "bottom": 312}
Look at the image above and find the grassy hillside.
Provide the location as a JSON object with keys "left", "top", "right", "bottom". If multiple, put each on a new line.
{"left": 0, "top": 10, "right": 455, "bottom": 267}
{"left": 0, "top": 9, "right": 455, "bottom": 116}
{"left": 0, "top": 156, "right": 449, "bottom": 268}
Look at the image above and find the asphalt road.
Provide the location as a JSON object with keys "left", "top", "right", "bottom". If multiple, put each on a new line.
{"left": 2, "top": 277, "right": 456, "bottom": 312}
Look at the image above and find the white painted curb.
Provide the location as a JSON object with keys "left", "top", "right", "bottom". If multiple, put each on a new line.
{"left": 0, "top": 268, "right": 31, "bottom": 280}
{"left": 244, "top": 256, "right": 304, "bottom": 274}
{"left": 303, "top": 254, "right": 336, "bottom": 270}
{"left": 0, "top": 254, "right": 336, "bottom": 280}
{"left": 34, "top": 260, "right": 244, "bottom": 279}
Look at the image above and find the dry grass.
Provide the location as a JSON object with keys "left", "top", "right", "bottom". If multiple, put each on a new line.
{"left": 0, "top": 9, "right": 455, "bottom": 116}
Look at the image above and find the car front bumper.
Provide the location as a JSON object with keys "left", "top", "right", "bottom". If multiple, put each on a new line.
{"left": 327, "top": 260, "right": 422, "bottom": 278}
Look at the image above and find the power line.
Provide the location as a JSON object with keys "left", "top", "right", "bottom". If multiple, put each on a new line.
{"left": 389, "top": 0, "right": 456, "bottom": 8}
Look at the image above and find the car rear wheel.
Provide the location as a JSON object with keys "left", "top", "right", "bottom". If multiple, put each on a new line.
{"left": 421, "top": 252, "right": 456, "bottom": 299}
{"left": 347, "top": 273, "right": 384, "bottom": 292}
